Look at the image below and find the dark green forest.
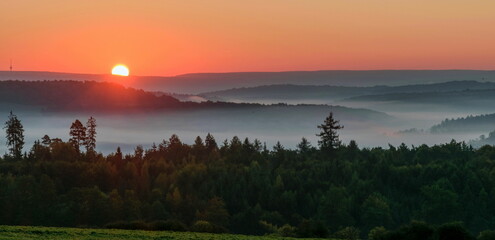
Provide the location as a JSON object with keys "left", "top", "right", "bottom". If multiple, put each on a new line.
{"left": 1, "top": 112, "right": 495, "bottom": 240}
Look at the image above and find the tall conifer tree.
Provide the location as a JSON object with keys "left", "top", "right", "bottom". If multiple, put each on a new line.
{"left": 4, "top": 111, "right": 24, "bottom": 158}
{"left": 86, "top": 117, "right": 97, "bottom": 152}
{"left": 317, "top": 112, "right": 343, "bottom": 152}
{"left": 69, "top": 119, "right": 86, "bottom": 152}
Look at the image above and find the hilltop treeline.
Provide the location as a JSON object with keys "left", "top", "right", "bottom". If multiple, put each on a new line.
{"left": 0, "top": 80, "right": 267, "bottom": 111}
{"left": 1, "top": 132, "right": 495, "bottom": 239}
{"left": 201, "top": 80, "right": 495, "bottom": 102}
{"left": 431, "top": 113, "right": 495, "bottom": 133}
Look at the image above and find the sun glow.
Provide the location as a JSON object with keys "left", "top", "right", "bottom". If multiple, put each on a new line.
{"left": 111, "top": 65, "right": 129, "bottom": 76}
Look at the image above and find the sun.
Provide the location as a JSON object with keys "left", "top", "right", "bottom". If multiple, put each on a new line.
{"left": 111, "top": 65, "right": 129, "bottom": 76}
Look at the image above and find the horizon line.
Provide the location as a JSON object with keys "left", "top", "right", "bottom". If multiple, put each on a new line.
{"left": 1, "top": 68, "right": 495, "bottom": 78}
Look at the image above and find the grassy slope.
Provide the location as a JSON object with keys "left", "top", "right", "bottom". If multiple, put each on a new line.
{"left": 0, "top": 225, "right": 325, "bottom": 240}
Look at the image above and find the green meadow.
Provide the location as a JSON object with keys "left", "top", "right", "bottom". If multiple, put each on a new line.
{"left": 0, "top": 225, "right": 324, "bottom": 240}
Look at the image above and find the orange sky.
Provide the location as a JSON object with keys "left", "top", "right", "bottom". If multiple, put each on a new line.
{"left": 1, "top": 0, "right": 495, "bottom": 76}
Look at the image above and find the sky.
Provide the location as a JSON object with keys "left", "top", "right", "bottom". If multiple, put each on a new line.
{"left": 1, "top": 0, "right": 495, "bottom": 76}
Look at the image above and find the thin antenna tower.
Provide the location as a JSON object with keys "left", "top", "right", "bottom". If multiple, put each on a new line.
{"left": 9, "top": 59, "right": 12, "bottom": 72}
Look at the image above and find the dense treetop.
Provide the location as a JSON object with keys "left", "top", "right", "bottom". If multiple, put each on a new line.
{"left": 0, "top": 113, "right": 494, "bottom": 239}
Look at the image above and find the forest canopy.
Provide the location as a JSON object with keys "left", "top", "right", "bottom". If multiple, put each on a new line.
{"left": 0, "top": 112, "right": 494, "bottom": 239}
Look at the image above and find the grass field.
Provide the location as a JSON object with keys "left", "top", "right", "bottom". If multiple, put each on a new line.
{"left": 0, "top": 225, "right": 325, "bottom": 240}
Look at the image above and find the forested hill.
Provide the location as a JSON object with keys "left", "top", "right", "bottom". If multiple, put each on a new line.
{"left": 0, "top": 80, "right": 270, "bottom": 112}
{"left": 0, "top": 80, "right": 183, "bottom": 111}
{"left": 0, "top": 81, "right": 392, "bottom": 124}
{"left": 1, "top": 134, "right": 494, "bottom": 239}
{"left": 340, "top": 89, "right": 495, "bottom": 112}
{"left": 3, "top": 70, "right": 495, "bottom": 93}
{"left": 343, "top": 88, "right": 495, "bottom": 103}
{"left": 431, "top": 113, "right": 495, "bottom": 133}
{"left": 200, "top": 80, "right": 495, "bottom": 102}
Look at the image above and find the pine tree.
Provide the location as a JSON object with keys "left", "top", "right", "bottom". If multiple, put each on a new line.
{"left": 273, "top": 141, "right": 284, "bottom": 152}
{"left": 85, "top": 116, "right": 97, "bottom": 152}
{"left": 116, "top": 146, "right": 123, "bottom": 160}
{"left": 253, "top": 139, "right": 262, "bottom": 152}
{"left": 69, "top": 119, "right": 86, "bottom": 152}
{"left": 193, "top": 136, "right": 205, "bottom": 155}
{"left": 194, "top": 136, "right": 204, "bottom": 148}
{"left": 134, "top": 145, "right": 144, "bottom": 160}
{"left": 4, "top": 111, "right": 24, "bottom": 158}
{"left": 205, "top": 133, "right": 218, "bottom": 152}
{"left": 317, "top": 112, "right": 343, "bottom": 152}
{"left": 297, "top": 137, "right": 311, "bottom": 153}
{"left": 169, "top": 134, "right": 182, "bottom": 147}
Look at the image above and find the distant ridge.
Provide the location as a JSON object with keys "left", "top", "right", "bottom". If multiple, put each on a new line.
{"left": 430, "top": 113, "right": 495, "bottom": 133}
{"left": 0, "top": 80, "right": 393, "bottom": 126}
{"left": 200, "top": 80, "right": 495, "bottom": 103}
{"left": 2, "top": 70, "right": 495, "bottom": 93}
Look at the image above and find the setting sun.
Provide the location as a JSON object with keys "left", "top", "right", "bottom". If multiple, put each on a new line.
{"left": 111, "top": 65, "right": 129, "bottom": 76}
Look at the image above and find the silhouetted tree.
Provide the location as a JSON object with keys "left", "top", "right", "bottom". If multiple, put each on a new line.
{"left": 253, "top": 139, "right": 262, "bottom": 152}
{"left": 134, "top": 145, "right": 144, "bottom": 160}
{"left": 297, "top": 137, "right": 311, "bottom": 153}
{"left": 193, "top": 136, "right": 205, "bottom": 157}
{"left": 169, "top": 134, "right": 182, "bottom": 148}
{"left": 317, "top": 112, "right": 343, "bottom": 152}
{"left": 4, "top": 111, "right": 24, "bottom": 158}
{"left": 41, "top": 135, "right": 51, "bottom": 146}
{"left": 85, "top": 116, "right": 97, "bottom": 152}
{"left": 115, "top": 146, "right": 123, "bottom": 160}
{"left": 205, "top": 133, "right": 217, "bottom": 152}
{"left": 69, "top": 119, "right": 86, "bottom": 152}
{"left": 273, "top": 141, "right": 284, "bottom": 152}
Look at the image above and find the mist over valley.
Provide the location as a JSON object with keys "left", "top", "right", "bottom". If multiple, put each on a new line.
{"left": 1, "top": 71, "right": 493, "bottom": 154}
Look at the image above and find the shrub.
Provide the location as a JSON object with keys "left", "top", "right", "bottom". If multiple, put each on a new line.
{"left": 334, "top": 226, "right": 360, "bottom": 240}
{"left": 278, "top": 224, "right": 297, "bottom": 237}
{"left": 259, "top": 220, "right": 278, "bottom": 234}
{"left": 368, "top": 226, "right": 387, "bottom": 240}
{"left": 191, "top": 220, "right": 227, "bottom": 233}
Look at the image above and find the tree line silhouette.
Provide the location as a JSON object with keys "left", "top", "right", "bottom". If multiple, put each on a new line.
{"left": 0, "top": 81, "right": 275, "bottom": 112}
{"left": 430, "top": 113, "right": 495, "bottom": 133}
{"left": 1, "top": 111, "right": 495, "bottom": 239}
